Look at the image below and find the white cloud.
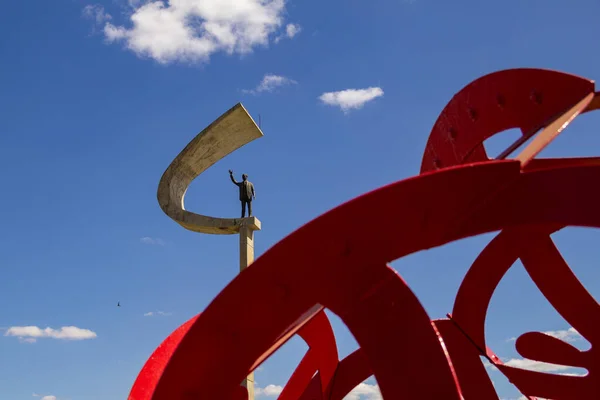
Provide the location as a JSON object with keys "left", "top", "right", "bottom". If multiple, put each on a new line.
{"left": 255, "top": 384, "right": 283, "bottom": 397}
{"left": 344, "top": 382, "right": 383, "bottom": 400}
{"left": 254, "top": 381, "right": 382, "bottom": 399}
{"left": 5, "top": 326, "right": 97, "bottom": 341}
{"left": 504, "top": 358, "right": 576, "bottom": 373}
{"left": 319, "top": 87, "right": 384, "bottom": 113}
{"left": 508, "top": 327, "right": 581, "bottom": 343}
{"left": 83, "top": 4, "right": 112, "bottom": 25}
{"left": 144, "top": 311, "right": 172, "bottom": 317}
{"left": 41, "top": 397, "right": 56, "bottom": 400}
{"left": 285, "top": 23, "right": 301, "bottom": 38}
{"left": 99, "top": 0, "right": 292, "bottom": 64}
{"left": 274, "top": 23, "right": 301, "bottom": 43}
{"left": 140, "top": 236, "right": 165, "bottom": 245}
{"left": 243, "top": 74, "right": 297, "bottom": 94}
{"left": 501, "top": 397, "right": 547, "bottom": 400}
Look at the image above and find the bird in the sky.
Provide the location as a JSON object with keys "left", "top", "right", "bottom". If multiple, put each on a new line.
{"left": 117, "top": 302, "right": 121, "bottom": 307}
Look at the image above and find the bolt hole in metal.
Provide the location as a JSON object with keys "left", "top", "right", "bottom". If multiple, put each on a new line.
{"left": 448, "top": 128, "right": 457, "bottom": 140}
{"left": 496, "top": 94, "right": 506, "bottom": 109}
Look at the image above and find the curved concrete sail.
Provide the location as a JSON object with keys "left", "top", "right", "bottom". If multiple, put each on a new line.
{"left": 157, "top": 103, "right": 263, "bottom": 235}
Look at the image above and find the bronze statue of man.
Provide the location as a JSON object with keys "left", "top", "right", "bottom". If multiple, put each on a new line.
{"left": 229, "top": 170, "right": 256, "bottom": 218}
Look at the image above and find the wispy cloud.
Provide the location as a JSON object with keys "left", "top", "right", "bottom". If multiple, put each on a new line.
{"left": 243, "top": 74, "right": 297, "bottom": 95}
{"left": 274, "top": 23, "right": 302, "bottom": 43}
{"left": 285, "top": 23, "right": 301, "bottom": 39}
{"left": 144, "top": 311, "right": 172, "bottom": 317}
{"left": 344, "top": 382, "right": 383, "bottom": 400}
{"left": 504, "top": 358, "right": 573, "bottom": 373}
{"left": 92, "top": 0, "right": 294, "bottom": 64}
{"left": 140, "top": 237, "right": 165, "bottom": 246}
{"left": 508, "top": 327, "right": 581, "bottom": 343}
{"left": 33, "top": 395, "right": 57, "bottom": 400}
{"left": 255, "top": 384, "right": 283, "bottom": 397}
{"left": 82, "top": 4, "right": 112, "bottom": 25}
{"left": 254, "top": 382, "right": 381, "bottom": 399}
{"left": 502, "top": 357, "right": 586, "bottom": 376}
{"left": 5, "top": 326, "right": 97, "bottom": 343}
{"left": 319, "top": 87, "right": 384, "bottom": 113}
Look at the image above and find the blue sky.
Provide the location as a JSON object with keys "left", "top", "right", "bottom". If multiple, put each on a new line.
{"left": 1, "top": 0, "right": 600, "bottom": 399}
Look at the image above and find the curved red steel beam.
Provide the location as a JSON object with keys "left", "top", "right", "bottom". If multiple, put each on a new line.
{"left": 129, "top": 314, "right": 200, "bottom": 400}
{"left": 583, "top": 91, "right": 600, "bottom": 113}
{"left": 298, "top": 319, "right": 501, "bottom": 400}
{"left": 326, "top": 349, "right": 372, "bottom": 400}
{"left": 452, "top": 163, "right": 600, "bottom": 399}
{"left": 130, "top": 158, "right": 600, "bottom": 399}
{"left": 131, "top": 68, "right": 600, "bottom": 400}
{"left": 297, "top": 342, "right": 373, "bottom": 400}
{"left": 130, "top": 310, "right": 338, "bottom": 400}
{"left": 312, "top": 69, "right": 600, "bottom": 400}
{"left": 278, "top": 311, "right": 338, "bottom": 400}
{"left": 298, "top": 319, "right": 501, "bottom": 399}
{"left": 433, "top": 319, "right": 499, "bottom": 399}
{"left": 129, "top": 161, "right": 508, "bottom": 399}
{"left": 495, "top": 233, "right": 600, "bottom": 399}
{"left": 296, "top": 316, "right": 506, "bottom": 399}
{"left": 418, "top": 68, "right": 600, "bottom": 399}
{"left": 451, "top": 225, "right": 559, "bottom": 350}
{"left": 420, "top": 68, "right": 595, "bottom": 172}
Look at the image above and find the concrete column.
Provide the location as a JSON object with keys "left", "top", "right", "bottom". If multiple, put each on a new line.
{"left": 239, "top": 216, "right": 261, "bottom": 400}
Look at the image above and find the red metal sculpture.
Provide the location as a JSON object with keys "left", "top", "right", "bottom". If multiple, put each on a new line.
{"left": 129, "top": 68, "right": 600, "bottom": 399}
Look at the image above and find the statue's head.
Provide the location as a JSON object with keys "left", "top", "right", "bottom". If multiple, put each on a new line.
{"left": 242, "top": 174, "right": 248, "bottom": 181}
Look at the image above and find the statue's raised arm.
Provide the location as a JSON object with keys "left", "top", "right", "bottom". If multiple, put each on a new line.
{"left": 229, "top": 170, "right": 240, "bottom": 186}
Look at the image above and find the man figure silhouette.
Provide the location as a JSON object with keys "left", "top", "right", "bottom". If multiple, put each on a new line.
{"left": 229, "top": 170, "right": 256, "bottom": 218}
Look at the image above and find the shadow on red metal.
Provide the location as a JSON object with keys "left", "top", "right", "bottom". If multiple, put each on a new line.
{"left": 129, "top": 68, "right": 600, "bottom": 399}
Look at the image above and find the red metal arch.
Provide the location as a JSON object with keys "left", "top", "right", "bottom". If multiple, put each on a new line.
{"left": 421, "top": 68, "right": 596, "bottom": 171}
{"left": 129, "top": 68, "right": 600, "bottom": 399}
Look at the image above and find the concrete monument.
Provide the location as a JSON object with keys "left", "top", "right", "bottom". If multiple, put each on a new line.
{"left": 156, "top": 103, "right": 262, "bottom": 399}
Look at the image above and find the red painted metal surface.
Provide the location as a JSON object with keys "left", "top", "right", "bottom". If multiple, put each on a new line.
{"left": 129, "top": 69, "right": 600, "bottom": 399}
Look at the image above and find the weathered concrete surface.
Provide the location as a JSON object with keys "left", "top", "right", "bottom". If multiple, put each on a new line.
{"left": 157, "top": 103, "right": 263, "bottom": 234}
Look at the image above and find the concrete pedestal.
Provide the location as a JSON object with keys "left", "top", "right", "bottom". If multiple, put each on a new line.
{"left": 239, "top": 217, "right": 261, "bottom": 400}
